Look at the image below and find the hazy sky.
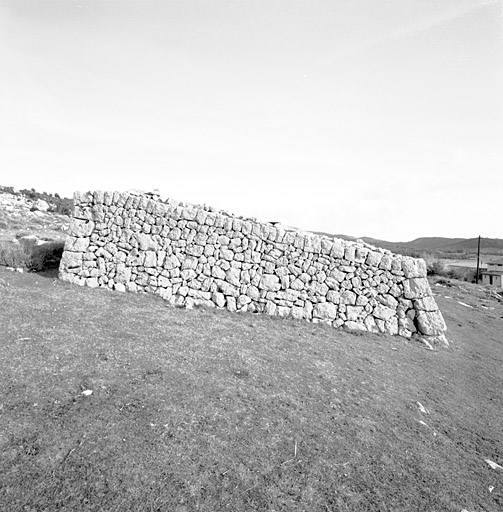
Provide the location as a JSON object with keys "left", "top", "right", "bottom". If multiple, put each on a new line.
{"left": 1, "top": 0, "right": 501, "bottom": 241}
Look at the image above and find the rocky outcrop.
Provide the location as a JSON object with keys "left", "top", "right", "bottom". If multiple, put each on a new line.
{"left": 59, "top": 191, "right": 448, "bottom": 346}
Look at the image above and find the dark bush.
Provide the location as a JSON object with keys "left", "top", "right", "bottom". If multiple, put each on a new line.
{"left": 30, "top": 241, "right": 65, "bottom": 271}
{"left": 0, "top": 240, "right": 65, "bottom": 271}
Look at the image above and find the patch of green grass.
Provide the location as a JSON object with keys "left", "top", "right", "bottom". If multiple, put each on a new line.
{"left": 0, "top": 269, "right": 502, "bottom": 511}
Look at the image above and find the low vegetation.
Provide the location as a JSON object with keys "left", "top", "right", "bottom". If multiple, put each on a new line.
{"left": 0, "top": 185, "right": 73, "bottom": 216}
{"left": 0, "top": 240, "right": 65, "bottom": 272}
{"left": 426, "top": 259, "right": 477, "bottom": 283}
{"left": 0, "top": 269, "right": 502, "bottom": 511}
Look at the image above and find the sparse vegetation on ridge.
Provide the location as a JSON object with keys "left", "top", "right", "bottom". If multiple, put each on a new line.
{"left": 0, "top": 185, "right": 69, "bottom": 271}
{"left": 0, "top": 185, "right": 74, "bottom": 216}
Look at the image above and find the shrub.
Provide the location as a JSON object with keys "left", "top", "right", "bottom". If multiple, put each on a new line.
{"left": 426, "top": 259, "right": 447, "bottom": 277}
{"left": 53, "top": 198, "right": 73, "bottom": 216}
{"left": 29, "top": 241, "right": 65, "bottom": 271}
{"left": 0, "top": 240, "right": 65, "bottom": 271}
{"left": 0, "top": 242, "right": 31, "bottom": 269}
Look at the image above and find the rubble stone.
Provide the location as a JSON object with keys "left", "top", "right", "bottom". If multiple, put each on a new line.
{"left": 59, "top": 190, "right": 447, "bottom": 344}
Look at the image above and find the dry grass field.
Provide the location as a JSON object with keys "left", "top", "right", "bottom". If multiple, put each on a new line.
{"left": 0, "top": 266, "right": 502, "bottom": 511}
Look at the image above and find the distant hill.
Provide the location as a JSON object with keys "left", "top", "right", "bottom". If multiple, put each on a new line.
{"left": 313, "top": 231, "right": 503, "bottom": 258}
{"left": 386, "top": 237, "right": 503, "bottom": 254}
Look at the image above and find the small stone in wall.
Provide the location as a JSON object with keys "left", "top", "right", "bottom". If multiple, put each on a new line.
{"left": 344, "top": 320, "right": 366, "bottom": 331}
{"left": 259, "top": 274, "right": 281, "bottom": 292}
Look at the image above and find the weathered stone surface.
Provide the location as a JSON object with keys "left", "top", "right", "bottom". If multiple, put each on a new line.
{"left": 340, "top": 290, "right": 357, "bottom": 305}
{"left": 313, "top": 302, "right": 337, "bottom": 320}
{"left": 365, "top": 251, "right": 382, "bottom": 267}
{"left": 373, "top": 304, "right": 395, "bottom": 321}
{"left": 379, "top": 254, "right": 392, "bottom": 270}
{"left": 330, "top": 239, "right": 345, "bottom": 258}
{"left": 291, "top": 306, "right": 304, "bottom": 319}
{"left": 65, "top": 236, "right": 90, "bottom": 252}
{"left": 378, "top": 294, "right": 398, "bottom": 310}
{"left": 143, "top": 251, "right": 157, "bottom": 268}
{"left": 413, "top": 296, "right": 438, "bottom": 311}
{"left": 212, "top": 291, "right": 226, "bottom": 308}
{"left": 344, "top": 320, "right": 366, "bottom": 331}
{"left": 226, "top": 268, "right": 241, "bottom": 287}
{"left": 364, "top": 315, "right": 379, "bottom": 332}
{"left": 403, "top": 277, "right": 431, "bottom": 299}
{"left": 265, "top": 301, "right": 277, "bottom": 316}
{"left": 116, "top": 265, "right": 132, "bottom": 284}
{"left": 416, "top": 311, "right": 447, "bottom": 336}
{"left": 136, "top": 233, "right": 158, "bottom": 251}
{"left": 259, "top": 274, "right": 281, "bottom": 291}
{"left": 60, "top": 251, "right": 83, "bottom": 270}
{"left": 69, "top": 219, "right": 95, "bottom": 237}
{"left": 384, "top": 317, "right": 399, "bottom": 335}
{"left": 326, "top": 290, "right": 341, "bottom": 304}
{"left": 402, "top": 257, "right": 427, "bottom": 278}
{"left": 246, "top": 285, "right": 260, "bottom": 301}
{"left": 164, "top": 255, "right": 181, "bottom": 269}
{"left": 86, "top": 277, "right": 99, "bottom": 288}
{"left": 216, "top": 280, "right": 239, "bottom": 297}
{"left": 346, "top": 305, "right": 363, "bottom": 321}
{"left": 329, "top": 268, "right": 345, "bottom": 282}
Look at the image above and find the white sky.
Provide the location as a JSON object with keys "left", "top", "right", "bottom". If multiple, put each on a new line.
{"left": 0, "top": 0, "right": 501, "bottom": 241}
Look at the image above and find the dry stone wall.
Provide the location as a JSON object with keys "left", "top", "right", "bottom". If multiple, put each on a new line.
{"left": 59, "top": 191, "right": 448, "bottom": 345}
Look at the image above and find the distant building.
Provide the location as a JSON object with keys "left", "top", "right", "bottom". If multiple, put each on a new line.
{"left": 443, "top": 258, "right": 486, "bottom": 282}
{"left": 481, "top": 258, "right": 503, "bottom": 287}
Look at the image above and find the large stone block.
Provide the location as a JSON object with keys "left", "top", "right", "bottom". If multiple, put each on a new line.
{"left": 403, "top": 277, "right": 431, "bottom": 299}
{"left": 60, "top": 251, "right": 83, "bottom": 270}
{"left": 416, "top": 311, "right": 447, "bottom": 336}
{"left": 69, "top": 219, "right": 95, "bottom": 237}
{"left": 402, "top": 257, "right": 427, "bottom": 278}
{"left": 413, "top": 296, "right": 438, "bottom": 311}
{"left": 65, "top": 236, "right": 90, "bottom": 252}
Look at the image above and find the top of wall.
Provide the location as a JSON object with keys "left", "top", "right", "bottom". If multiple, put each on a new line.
{"left": 73, "top": 189, "right": 399, "bottom": 260}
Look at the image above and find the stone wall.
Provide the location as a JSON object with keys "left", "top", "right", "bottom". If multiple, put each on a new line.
{"left": 59, "top": 191, "right": 448, "bottom": 346}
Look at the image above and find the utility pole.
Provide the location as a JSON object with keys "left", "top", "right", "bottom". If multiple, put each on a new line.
{"left": 475, "top": 235, "right": 481, "bottom": 284}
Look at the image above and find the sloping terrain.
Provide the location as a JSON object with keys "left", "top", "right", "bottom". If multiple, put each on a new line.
{"left": 0, "top": 190, "right": 70, "bottom": 243}
{"left": 0, "top": 267, "right": 502, "bottom": 511}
